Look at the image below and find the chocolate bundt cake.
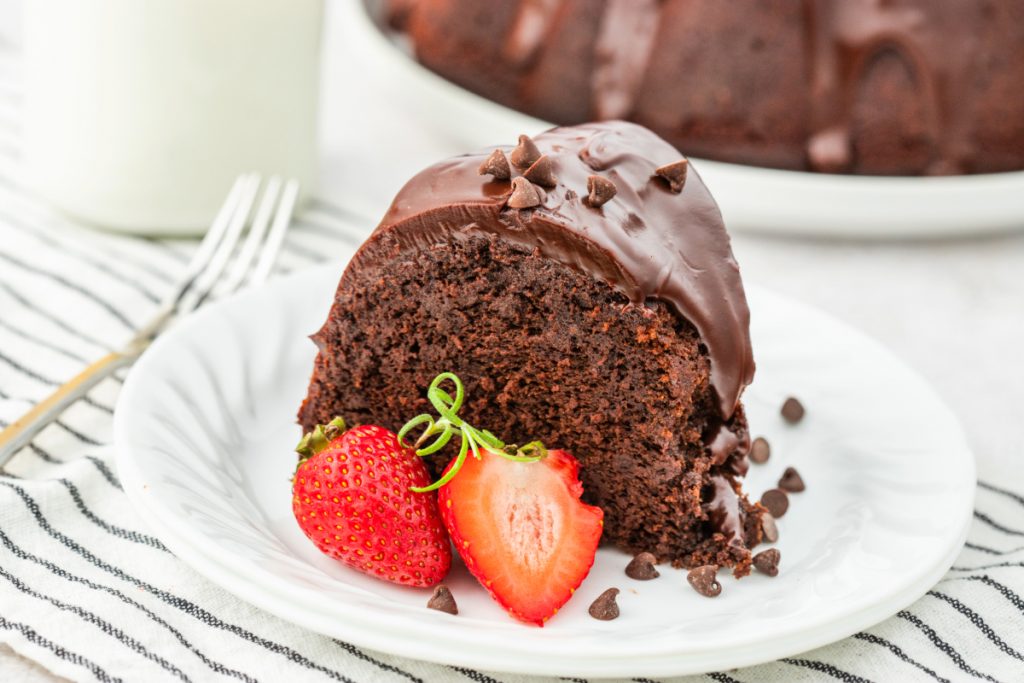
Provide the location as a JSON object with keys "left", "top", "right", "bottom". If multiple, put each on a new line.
{"left": 383, "top": 0, "right": 1024, "bottom": 176}
{"left": 298, "top": 121, "right": 763, "bottom": 573}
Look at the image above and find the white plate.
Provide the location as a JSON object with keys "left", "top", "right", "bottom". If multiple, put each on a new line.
{"left": 114, "top": 256, "right": 975, "bottom": 677}
{"left": 341, "top": 0, "right": 1024, "bottom": 239}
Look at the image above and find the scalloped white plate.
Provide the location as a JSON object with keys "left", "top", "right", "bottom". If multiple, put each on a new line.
{"left": 115, "top": 257, "right": 975, "bottom": 678}
{"left": 342, "top": 0, "right": 1024, "bottom": 238}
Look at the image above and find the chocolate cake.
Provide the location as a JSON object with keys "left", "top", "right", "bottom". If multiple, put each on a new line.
{"left": 383, "top": 0, "right": 1024, "bottom": 175}
{"left": 298, "top": 121, "right": 763, "bottom": 573}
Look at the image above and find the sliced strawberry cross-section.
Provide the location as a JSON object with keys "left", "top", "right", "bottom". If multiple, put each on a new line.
{"left": 439, "top": 448, "right": 604, "bottom": 626}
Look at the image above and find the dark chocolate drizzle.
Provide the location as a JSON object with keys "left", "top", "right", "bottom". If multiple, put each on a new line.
{"left": 391, "top": 0, "right": 1015, "bottom": 175}
{"left": 521, "top": 0, "right": 983, "bottom": 174}
{"left": 591, "top": 0, "right": 661, "bottom": 120}
{"left": 592, "top": 0, "right": 980, "bottom": 173}
{"left": 706, "top": 475, "right": 744, "bottom": 547}
{"left": 706, "top": 420, "right": 751, "bottom": 476}
{"left": 801, "top": 0, "right": 976, "bottom": 173}
{"left": 352, "top": 122, "right": 754, "bottom": 420}
{"left": 503, "top": 0, "right": 562, "bottom": 67}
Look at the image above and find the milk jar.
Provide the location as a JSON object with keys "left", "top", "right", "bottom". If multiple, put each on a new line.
{"left": 22, "top": 0, "right": 323, "bottom": 234}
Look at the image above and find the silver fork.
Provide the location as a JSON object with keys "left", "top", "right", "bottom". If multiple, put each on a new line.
{"left": 0, "top": 173, "right": 299, "bottom": 466}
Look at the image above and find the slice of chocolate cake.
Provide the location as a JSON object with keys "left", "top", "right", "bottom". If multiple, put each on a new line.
{"left": 298, "top": 121, "right": 763, "bottom": 574}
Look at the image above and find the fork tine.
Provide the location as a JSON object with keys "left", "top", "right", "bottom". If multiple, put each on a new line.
{"left": 184, "top": 174, "right": 262, "bottom": 312}
{"left": 164, "top": 174, "right": 248, "bottom": 310}
{"left": 220, "top": 175, "right": 283, "bottom": 295}
{"left": 249, "top": 179, "right": 299, "bottom": 285}
{"left": 0, "top": 173, "right": 303, "bottom": 463}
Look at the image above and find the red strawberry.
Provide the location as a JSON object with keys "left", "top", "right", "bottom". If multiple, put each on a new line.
{"left": 292, "top": 418, "right": 451, "bottom": 587}
{"left": 438, "top": 447, "right": 604, "bottom": 626}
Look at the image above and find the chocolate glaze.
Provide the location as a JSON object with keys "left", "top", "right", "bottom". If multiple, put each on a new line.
{"left": 706, "top": 421, "right": 751, "bottom": 476}
{"left": 803, "top": 0, "right": 976, "bottom": 174}
{"left": 503, "top": 0, "right": 561, "bottom": 67}
{"left": 591, "top": 0, "right": 660, "bottom": 120}
{"left": 588, "top": 0, "right": 981, "bottom": 173}
{"left": 590, "top": 0, "right": 989, "bottom": 173}
{"left": 350, "top": 122, "right": 754, "bottom": 419}
{"left": 706, "top": 475, "right": 743, "bottom": 547}
{"left": 392, "top": 0, "right": 1024, "bottom": 175}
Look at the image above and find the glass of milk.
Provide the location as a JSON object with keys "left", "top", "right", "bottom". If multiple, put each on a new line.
{"left": 22, "top": 0, "right": 323, "bottom": 235}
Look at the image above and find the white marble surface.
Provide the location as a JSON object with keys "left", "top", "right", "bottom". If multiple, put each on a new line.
{"left": 3, "top": 1, "right": 1024, "bottom": 680}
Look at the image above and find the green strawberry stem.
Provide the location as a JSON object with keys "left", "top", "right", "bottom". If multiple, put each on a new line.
{"left": 398, "top": 372, "right": 544, "bottom": 493}
{"left": 295, "top": 416, "right": 347, "bottom": 464}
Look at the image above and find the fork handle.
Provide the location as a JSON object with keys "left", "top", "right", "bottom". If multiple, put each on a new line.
{"left": 0, "top": 351, "right": 136, "bottom": 467}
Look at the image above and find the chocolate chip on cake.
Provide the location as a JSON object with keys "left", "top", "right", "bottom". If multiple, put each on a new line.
{"left": 781, "top": 397, "right": 805, "bottom": 423}
{"left": 625, "top": 552, "right": 659, "bottom": 580}
{"left": 655, "top": 159, "right": 688, "bottom": 193}
{"left": 588, "top": 588, "right": 620, "bottom": 620}
{"left": 752, "top": 548, "right": 780, "bottom": 577}
{"left": 687, "top": 565, "right": 722, "bottom": 597}
{"left": 761, "top": 511, "right": 779, "bottom": 543}
{"left": 565, "top": 188, "right": 578, "bottom": 201}
{"left": 586, "top": 175, "right": 617, "bottom": 207}
{"left": 749, "top": 436, "right": 770, "bottom": 464}
{"left": 778, "top": 466, "right": 805, "bottom": 492}
{"left": 426, "top": 585, "right": 458, "bottom": 615}
{"left": 761, "top": 488, "right": 789, "bottom": 518}
{"left": 523, "top": 154, "right": 557, "bottom": 187}
{"left": 506, "top": 177, "right": 543, "bottom": 209}
{"left": 478, "top": 149, "right": 511, "bottom": 180}
{"left": 510, "top": 134, "right": 541, "bottom": 169}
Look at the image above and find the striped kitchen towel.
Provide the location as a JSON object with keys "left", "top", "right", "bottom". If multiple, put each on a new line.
{"left": 2, "top": 55, "right": 1024, "bottom": 683}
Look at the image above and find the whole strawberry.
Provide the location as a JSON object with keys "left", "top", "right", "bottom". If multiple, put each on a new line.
{"left": 292, "top": 418, "right": 451, "bottom": 587}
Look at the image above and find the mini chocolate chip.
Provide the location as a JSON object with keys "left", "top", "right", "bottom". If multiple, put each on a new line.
{"left": 687, "top": 565, "right": 721, "bottom": 597}
{"left": 510, "top": 134, "right": 541, "bottom": 169}
{"left": 506, "top": 177, "right": 543, "bottom": 209}
{"left": 426, "top": 585, "right": 458, "bottom": 615}
{"left": 478, "top": 149, "right": 510, "bottom": 180}
{"left": 523, "top": 154, "right": 557, "bottom": 187}
{"left": 654, "top": 159, "right": 689, "bottom": 193}
{"left": 752, "top": 548, "right": 780, "bottom": 577}
{"left": 565, "top": 189, "right": 578, "bottom": 201}
{"left": 749, "top": 437, "right": 770, "bottom": 464}
{"left": 761, "top": 488, "right": 789, "bottom": 518}
{"left": 781, "top": 397, "right": 805, "bottom": 423}
{"left": 778, "top": 466, "right": 805, "bottom": 493}
{"left": 761, "top": 512, "right": 779, "bottom": 543}
{"left": 625, "top": 552, "right": 659, "bottom": 580}
{"left": 588, "top": 587, "right": 620, "bottom": 620}
{"left": 586, "top": 175, "right": 617, "bottom": 207}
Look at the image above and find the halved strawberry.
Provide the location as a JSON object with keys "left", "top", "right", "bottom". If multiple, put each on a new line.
{"left": 438, "top": 447, "right": 604, "bottom": 626}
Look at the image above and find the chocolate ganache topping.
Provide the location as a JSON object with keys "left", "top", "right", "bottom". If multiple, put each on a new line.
{"left": 347, "top": 121, "right": 755, "bottom": 419}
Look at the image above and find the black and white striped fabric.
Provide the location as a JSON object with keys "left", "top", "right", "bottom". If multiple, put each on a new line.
{"left": 2, "top": 54, "right": 1024, "bottom": 683}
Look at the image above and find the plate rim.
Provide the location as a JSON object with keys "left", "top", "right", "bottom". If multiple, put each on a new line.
{"left": 116, "top": 453, "right": 974, "bottom": 677}
{"left": 114, "top": 262, "right": 976, "bottom": 677}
